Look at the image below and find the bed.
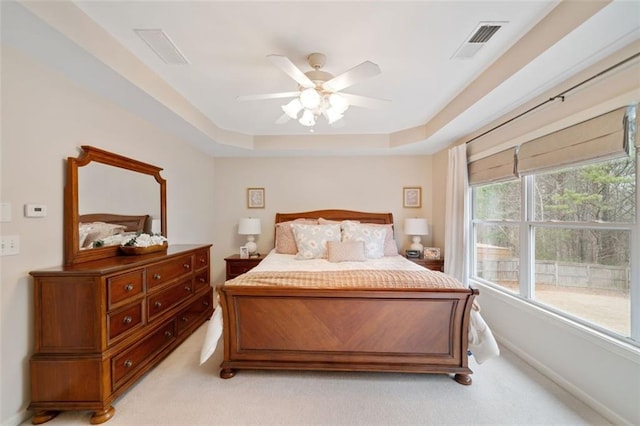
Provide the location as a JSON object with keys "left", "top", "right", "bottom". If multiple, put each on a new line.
{"left": 78, "top": 213, "right": 150, "bottom": 248}
{"left": 214, "top": 209, "right": 493, "bottom": 385}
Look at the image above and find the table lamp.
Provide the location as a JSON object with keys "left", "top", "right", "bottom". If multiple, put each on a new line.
{"left": 404, "top": 218, "right": 429, "bottom": 252}
{"left": 238, "top": 217, "right": 261, "bottom": 254}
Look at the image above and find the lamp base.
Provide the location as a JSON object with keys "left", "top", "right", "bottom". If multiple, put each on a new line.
{"left": 245, "top": 236, "right": 257, "bottom": 254}
{"left": 410, "top": 236, "right": 423, "bottom": 253}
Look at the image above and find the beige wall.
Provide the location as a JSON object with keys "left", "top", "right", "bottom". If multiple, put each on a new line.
{"left": 0, "top": 47, "right": 216, "bottom": 425}
{"left": 212, "top": 155, "right": 433, "bottom": 283}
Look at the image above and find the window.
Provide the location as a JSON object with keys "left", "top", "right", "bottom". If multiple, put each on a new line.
{"left": 471, "top": 150, "right": 637, "bottom": 342}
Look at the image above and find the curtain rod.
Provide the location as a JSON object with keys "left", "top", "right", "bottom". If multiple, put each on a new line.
{"left": 465, "top": 51, "right": 640, "bottom": 145}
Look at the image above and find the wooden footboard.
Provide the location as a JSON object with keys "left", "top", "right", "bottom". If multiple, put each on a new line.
{"left": 217, "top": 285, "right": 478, "bottom": 384}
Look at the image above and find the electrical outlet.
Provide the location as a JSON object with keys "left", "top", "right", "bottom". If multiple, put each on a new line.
{"left": 0, "top": 235, "right": 20, "bottom": 256}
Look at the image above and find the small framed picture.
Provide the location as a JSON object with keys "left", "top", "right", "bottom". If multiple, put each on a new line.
{"left": 424, "top": 247, "right": 441, "bottom": 260}
{"left": 247, "top": 188, "right": 265, "bottom": 209}
{"left": 239, "top": 246, "right": 249, "bottom": 259}
{"left": 403, "top": 187, "right": 422, "bottom": 208}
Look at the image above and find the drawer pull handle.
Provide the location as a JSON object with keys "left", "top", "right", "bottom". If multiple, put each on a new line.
{"left": 122, "top": 316, "right": 132, "bottom": 324}
{"left": 124, "top": 360, "right": 133, "bottom": 368}
{"left": 184, "top": 286, "right": 191, "bottom": 292}
{"left": 203, "top": 301, "right": 210, "bottom": 307}
{"left": 164, "top": 330, "right": 173, "bottom": 338}
{"left": 198, "top": 277, "right": 206, "bottom": 283}
{"left": 183, "top": 263, "right": 191, "bottom": 269}
{"left": 153, "top": 274, "right": 161, "bottom": 280}
{"left": 200, "top": 258, "right": 206, "bottom": 263}
{"left": 124, "top": 283, "right": 134, "bottom": 292}
{"left": 154, "top": 301, "right": 162, "bottom": 309}
{"left": 181, "top": 316, "right": 189, "bottom": 322}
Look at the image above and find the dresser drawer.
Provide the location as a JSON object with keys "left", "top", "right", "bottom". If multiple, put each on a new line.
{"left": 107, "top": 269, "right": 144, "bottom": 308}
{"left": 108, "top": 302, "right": 144, "bottom": 344}
{"left": 194, "top": 249, "right": 209, "bottom": 270}
{"left": 111, "top": 319, "right": 176, "bottom": 389}
{"left": 194, "top": 270, "right": 210, "bottom": 292}
{"left": 147, "top": 255, "right": 193, "bottom": 290}
{"left": 177, "top": 290, "right": 213, "bottom": 335}
{"left": 147, "top": 277, "right": 193, "bottom": 321}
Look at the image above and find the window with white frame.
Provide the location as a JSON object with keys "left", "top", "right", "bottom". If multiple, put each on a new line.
{"left": 470, "top": 106, "right": 638, "bottom": 344}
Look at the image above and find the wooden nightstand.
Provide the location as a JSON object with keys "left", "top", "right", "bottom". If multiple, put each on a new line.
{"left": 224, "top": 254, "right": 263, "bottom": 280}
{"left": 407, "top": 257, "right": 444, "bottom": 272}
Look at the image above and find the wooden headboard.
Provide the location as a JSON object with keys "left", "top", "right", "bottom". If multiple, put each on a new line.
{"left": 275, "top": 209, "right": 393, "bottom": 225}
{"left": 79, "top": 213, "right": 150, "bottom": 233}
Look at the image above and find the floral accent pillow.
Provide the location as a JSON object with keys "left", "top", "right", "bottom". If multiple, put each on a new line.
{"left": 327, "top": 240, "right": 366, "bottom": 263}
{"left": 341, "top": 221, "right": 387, "bottom": 259}
{"left": 275, "top": 219, "right": 318, "bottom": 254}
{"left": 291, "top": 223, "right": 341, "bottom": 260}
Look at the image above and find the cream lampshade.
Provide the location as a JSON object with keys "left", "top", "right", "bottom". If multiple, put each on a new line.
{"left": 238, "top": 218, "right": 261, "bottom": 254}
{"left": 404, "top": 218, "right": 429, "bottom": 252}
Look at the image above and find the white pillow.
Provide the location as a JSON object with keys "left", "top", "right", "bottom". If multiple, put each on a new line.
{"left": 341, "top": 221, "right": 387, "bottom": 259}
{"left": 291, "top": 223, "right": 341, "bottom": 260}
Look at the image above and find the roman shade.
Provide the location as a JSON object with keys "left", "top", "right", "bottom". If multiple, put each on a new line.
{"left": 468, "top": 147, "right": 517, "bottom": 186}
{"left": 517, "top": 106, "right": 631, "bottom": 175}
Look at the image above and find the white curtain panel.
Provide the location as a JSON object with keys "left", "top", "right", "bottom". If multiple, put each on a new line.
{"left": 444, "top": 144, "right": 469, "bottom": 286}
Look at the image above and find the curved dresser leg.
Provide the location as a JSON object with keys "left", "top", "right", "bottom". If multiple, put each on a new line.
{"left": 90, "top": 406, "right": 115, "bottom": 424}
{"left": 31, "top": 410, "right": 59, "bottom": 424}
{"left": 220, "top": 368, "right": 236, "bottom": 379}
{"left": 454, "top": 373, "right": 472, "bottom": 386}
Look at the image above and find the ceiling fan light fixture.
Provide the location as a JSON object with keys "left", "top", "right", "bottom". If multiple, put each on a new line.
{"left": 324, "top": 108, "right": 344, "bottom": 125}
{"left": 299, "top": 88, "right": 321, "bottom": 109}
{"left": 282, "top": 98, "right": 303, "bottom": 119}
{"left": 299, "top": 109, "right": 316, "bottom": 127}
{"left": 329, "top": 93, "right": 349, "bottom": 114}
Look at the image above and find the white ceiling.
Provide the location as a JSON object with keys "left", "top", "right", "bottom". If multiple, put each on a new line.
{"left": 3, "top": 1, "right": 640, "bottom": 157}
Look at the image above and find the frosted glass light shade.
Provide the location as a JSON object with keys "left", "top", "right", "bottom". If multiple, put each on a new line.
{"left": 299, "top": 88, "right": 321, "bottom": 109}
{"left": 282, "top": 98, "right": 303, "bottom": 119}
{"left": 329, "top": 93, "right": 349, "bottom": 114}
{"left": 299, "top": 109, "right": 316, "bottom": 127}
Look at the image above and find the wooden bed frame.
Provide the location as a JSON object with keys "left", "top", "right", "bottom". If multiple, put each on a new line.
{"left": 217, "top": 209, "right": 478, "bottom": 385}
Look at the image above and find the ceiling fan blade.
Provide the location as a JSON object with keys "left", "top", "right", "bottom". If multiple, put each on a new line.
{"left": 275, "top": 113, "right": 290, "bottom": 124}
{"left": 267, "top": 54, "right": 315, "bottom": 89}
{"left": 322, "top": 61, "right": 381, "bottom": 92}
{"left": 236, "top": 91, "right": 299, "bottom": 102}
{"left": 340, "top": 93, "right": 389, "bottom": 109}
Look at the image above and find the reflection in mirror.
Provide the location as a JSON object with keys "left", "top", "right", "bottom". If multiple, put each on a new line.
{"left": 65, "top": 146, "right": 166, "bottom": 265}
{"left": 79, "top": 163, "right": 160, "bottom": 224}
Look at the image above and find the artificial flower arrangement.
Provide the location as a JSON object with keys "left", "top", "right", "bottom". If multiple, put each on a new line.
{"left": 119, "top": 233, "right": 168, "bottom": 255}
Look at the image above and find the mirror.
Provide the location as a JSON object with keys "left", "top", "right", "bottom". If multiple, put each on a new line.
{"left": 64, "top": 146, "right": 166, "bottom": 265}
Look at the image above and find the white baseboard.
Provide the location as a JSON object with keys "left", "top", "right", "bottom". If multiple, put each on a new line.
{"left": 494, "top": 332, "right": 631, "bottom": 426}
{"left": 3, "top": 408, "right": 31, "bottom": 426}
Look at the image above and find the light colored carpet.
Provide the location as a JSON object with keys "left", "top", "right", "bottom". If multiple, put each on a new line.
{"left": 27, "top": 322, "right": 610, "bottom": 425}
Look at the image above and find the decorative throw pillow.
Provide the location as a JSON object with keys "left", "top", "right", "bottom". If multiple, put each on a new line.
{"left": 367, "top": 223, "right": 399, "bottom": 256}
{"left": 291, "top": 223, "right": 341, "bottom": 260}
{"left": 341, "top": 221, "right": 387, "bottom": 259}
{"left": 81, "top": 222, "right": 127, "bottom": 248}
{"left": 275, "top": 219, "right": 318, "bottom": 254}
{"left": 327, "top": 240, "right": 366, "bottom": 263}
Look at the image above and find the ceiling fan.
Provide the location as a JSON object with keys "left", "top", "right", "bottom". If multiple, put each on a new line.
{"left": 237, "top": 53, "right": 388, "bottom": 128}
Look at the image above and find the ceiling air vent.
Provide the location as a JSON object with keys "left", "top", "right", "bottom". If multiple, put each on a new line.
{"left": 134, "top": 29, "right": 189, "bottom": 65}
{"left": 452, "top": 22, "right": 506, "bottom": 59}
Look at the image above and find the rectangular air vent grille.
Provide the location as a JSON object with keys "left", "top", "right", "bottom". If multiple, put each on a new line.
{"left": 134, "top": 29, "right": 189, "bottom": 65}
{"left": 468, "top": 25, "right": 502, "bottom": 43}
{"left": 452, "top": 22, "right": 506, "bottom": 59}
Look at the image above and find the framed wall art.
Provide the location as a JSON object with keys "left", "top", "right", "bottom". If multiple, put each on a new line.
{"left": 247, "top": 188, "right": 265, "bottom": 209}
{"left": 403, "top": 187, "right": 422, "bottom": 208}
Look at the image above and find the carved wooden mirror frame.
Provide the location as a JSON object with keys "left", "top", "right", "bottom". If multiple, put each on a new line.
{"left": 64, "top": 146, "right": 166, "bottom": 265}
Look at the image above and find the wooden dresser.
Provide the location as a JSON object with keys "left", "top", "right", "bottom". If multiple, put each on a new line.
{"left": 29, "top": 244, "right": 213, "bottom": 424}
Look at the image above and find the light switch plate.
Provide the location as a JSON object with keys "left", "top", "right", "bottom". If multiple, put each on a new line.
{"left": 0, "top": 203, "right": 11, "bottom": 222}
{"left": 0, "top": 235, "right": 20, "bottom": 256}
